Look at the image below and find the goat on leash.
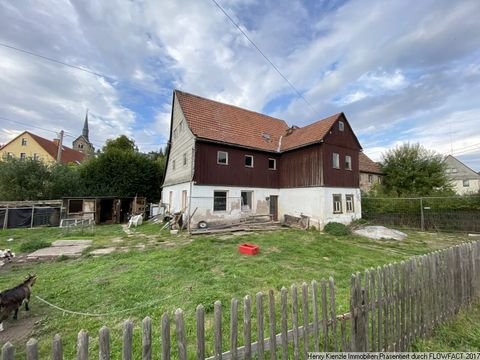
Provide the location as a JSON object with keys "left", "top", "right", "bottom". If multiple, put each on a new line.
{"left": 0, "top": 274, "right": 37, "bottom": 332}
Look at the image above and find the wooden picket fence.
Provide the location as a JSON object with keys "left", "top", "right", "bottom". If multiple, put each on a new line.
{"left": 2, "top": 241, "right": 479, "bottom": 359}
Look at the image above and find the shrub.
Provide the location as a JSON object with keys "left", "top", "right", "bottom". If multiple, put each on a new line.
{"left": 19, "top": 239, "right": 50, "bottom": 253}
{"left": 324, "top": 222, "right": 351, "bottom": 236}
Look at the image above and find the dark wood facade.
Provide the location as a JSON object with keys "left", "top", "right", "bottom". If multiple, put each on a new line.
{"left": 194, "top": 141, "right": 280, "bottom": 188}
{"left": 193, "top": 116, "right": 361, "bottom": 189}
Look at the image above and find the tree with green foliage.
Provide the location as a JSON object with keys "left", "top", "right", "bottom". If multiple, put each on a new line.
{"left": 80, "top": 137, "right": 163, "bottom": 202}
{"left": 380, "top": 143, "right": 452, "bottom": 197}
{"left": 47, "top": 163, "right": 85, "bottom": 198}
{"left": 102, "top": 135, "right": 138, "bottom": 153}
{"left": 0, "top": 158, "right": 52, "bottom": 200}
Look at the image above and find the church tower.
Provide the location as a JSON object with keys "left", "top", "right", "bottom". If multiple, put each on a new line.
{"left": 72, "top": 110, "right": 95, "bottom": 156}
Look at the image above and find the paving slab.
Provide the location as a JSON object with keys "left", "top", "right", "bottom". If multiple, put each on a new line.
{"left": 51, "top": 240, "right": 92, "bottom": 247}
{"left": 27, "top": 245, "right": 89, "bottom": 258}
{"left": 354, "top": 226, "right": 407, "bottom": 241}
{"left": 90, "top": 247, "right": 116, "bottom": 255}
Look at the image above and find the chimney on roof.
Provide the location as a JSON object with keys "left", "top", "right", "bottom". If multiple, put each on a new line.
{"left": 56, "top": 130, "right": 64, "bottom": 163}
{"left": 285, "top": 125, "right": 299, "bottom": 136}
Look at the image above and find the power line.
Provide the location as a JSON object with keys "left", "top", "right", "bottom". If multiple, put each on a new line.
{"left": 0, "top": 115, "right": 66, "bottom": 136}
{"left": 209, "top": 0, "right": 317, "bottom": 115}
{"left": 0, "top": 42, "right": 113, "bottom": 80}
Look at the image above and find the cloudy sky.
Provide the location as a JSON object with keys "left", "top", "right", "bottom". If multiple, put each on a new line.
{"left": 0, "top": 0, "right": 479, "bottom": 170}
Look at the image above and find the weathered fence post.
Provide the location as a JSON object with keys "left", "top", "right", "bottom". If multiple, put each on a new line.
{"left": 52, "top": 334, "right": 63, "bottom": 360}
{"left": 143, "top": 316, "right": 152, "bottom": 360}
{"left": 350, "top": 273, "right": 367, "bottom": 351}
{"left": 26, "top": 338, "right": 38, "bottom": 360}
{"left": 1, "top": 342, "right": 14, "bottom": 360}
{"left": 268, "top": 289, "right": 277, "bottom": 360}
{"left": 161, "top": 313, "right": 170, "bottom": 360}
{"left": 123, "top": 320, "right": 134, "bottom": 360}
{"left": 231, "top": 298, "right": 239, "bottom": 360}
{"left": 256, "top": 292, "right": 265, "bottom": 360}
{"left": 244, "top": 295, "right": 252, "bottom": 360}
{"left": 291, "top": 284, "right": 299, "bottom": 360}
{"left": 321, "top": 279, "right": 328, "bottom": 352}
{"left": 311, "top": 280, "right": 320, "bottom": 352}
{"left": 280, "top": 287, "right": 288, "bottom": 360}
{"left": 302, "top": 282, "right": 309, "bottom": 359}
{"left": 196, "top": 305, "right": 205, "bottom": 360}
{"left": 420, "top": 198, "right": 424, "bottom": 231}
{"left": 329, "top": 277, "right": 338, "bottom": 352}
{"left": 214, "top": 301, "right": 222, "bottom": 360}
{"left": 77, "top": 330, "right": 89, "bottom": 360}
{"left": 176, "top": 308, "right": 187, "bottom": 360}
{"left": 99, "top": 326, "right": 110, "bottom": 360}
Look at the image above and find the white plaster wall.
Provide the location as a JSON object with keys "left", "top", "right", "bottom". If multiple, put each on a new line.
{"left": 278, "top": 187, "right": 361, "bottom": 229}
{"left": 190, "top": 185, "right": 279, "bottom": 228}
{"left": 278, "top": 187, "right": 323, "bottom": 228}
{"left": 162, "top": 181, "right": 191, "bottom": 214}
{"left": 450, "top": 179, "right": 480, "bottom": 195}
{"left": 163, "top": 96, "right": 195, "bottom": 186}
{"left": 320, "top": 187, "right": 362, "bottom": 227}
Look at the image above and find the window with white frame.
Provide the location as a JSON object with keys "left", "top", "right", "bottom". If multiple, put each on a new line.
{"left": 217, "top": 151, "right": 228, "bottom": 165}
{"left": 241, "top": 191, "right": 253, "bottom": 211}
{"left": 183, "top": 152, "right": 187, "bottom": 166}
{"left": 345, "top": 155, "right": 352, "bottom": 170}
{"left": 333, "top": 153, "right": 340, "bottom": 169}
{"left": 21, "top": 138, "right": 27, "bottom": 146}
{"left": 339, "top": 121, "right": 344, "bottom": 131}
{"left": 214, "top": 191, "right": 228, "bottom": 211}
{"left": 368, "top": 174, "right": 373, "bottom": 183}
{"left": 463, "top": 179, "right": 470, "bottom": 187}
{"left": 245, "top": 155, "right": 253, "bottom": 168}
{"left": 33, "top": 153, "right": 40, "bottom": 161}
{"left": 346, "top": 194, "right": 354, "bottom": 212}
{"left": 20, "top": 153, "right": 26, "bottom": 160}
{"left": 333, "top": 194, "right": 342, "bottom": 213}
{"left": 268, "top": 158, "right": 276, "bottom": 170}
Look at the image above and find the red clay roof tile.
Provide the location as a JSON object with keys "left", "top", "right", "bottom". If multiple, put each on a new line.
{"left": 27, "top": 131, "right": 86, "bottom": 164}
{"left": 175, "top": 90, "right": 349, "bottom": 152}
{"left": 359, "top": 152, "right": 383, "bottom": 174}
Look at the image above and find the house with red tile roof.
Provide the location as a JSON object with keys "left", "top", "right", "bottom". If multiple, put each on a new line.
{"left": 162, "top": 90, "right": 363, "bottom": 229}
{"left": 0, "top": 131, "right": 86, "bottom": 165}
{"left": 359, "top": 153, "right": 384, "bottom": 193}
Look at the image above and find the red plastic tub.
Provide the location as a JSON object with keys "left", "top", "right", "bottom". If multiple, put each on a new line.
{"left": 239, "top": 243, "right": 260, "bottom": 255}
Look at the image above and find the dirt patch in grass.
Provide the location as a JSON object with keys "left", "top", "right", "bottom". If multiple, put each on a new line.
{"left": 0, "top": 316, "right": 42, "bottom": 345}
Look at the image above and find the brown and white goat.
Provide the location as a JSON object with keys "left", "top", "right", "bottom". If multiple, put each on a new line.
{"left": 0, "top": 274, "right": 37, "bottom": 332}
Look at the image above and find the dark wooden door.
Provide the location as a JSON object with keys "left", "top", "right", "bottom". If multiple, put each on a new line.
{"left": 269, "top": 195, "right": 278, "bottom": 221}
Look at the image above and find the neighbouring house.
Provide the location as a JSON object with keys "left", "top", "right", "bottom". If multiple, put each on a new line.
{"left": 444, "top": 155, "right": 480, "bottom": 195}
{"left": 161, "top": 90, "right": 363, "bottom": 230}
{"left": 0, "top": 131, "right": 85, "bottom": 164}
{"left": 359, "top": 153, "right": 384, "bottom": 193}
{"left": 62, "top": 196, "right": 146, "bottom": 225}
{"left": 72, "top": 110, "right": 95, "bottom": 156}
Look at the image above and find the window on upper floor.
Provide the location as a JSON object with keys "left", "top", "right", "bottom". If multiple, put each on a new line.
{"left": 346, "top": 194, "right": 354, "bottom": 212}
{"left": 245, "top": 155, "right": 253, "bottom": 168}
{"left": 333, "top": 153, "right": 340, "bottom": 169}
{"left": 217, "top": 151, "right": 228, "bottom": 165}
{"left": 333, "top": 194, "right": 342, "bottom": 213}
{"left": 339, "top": 121, "right": 344, "bottom": 131}
{"left": 172, "top": 159, "right": 176, "bottom": 170}
{"left": 268, "top": 158, "right": 276, "bottom": 170}
{"left": 183, "top": 153, "right": 187, "bottom": 166}
{"left": 214, "top": 191, "right": 228, "bottom": 211}
{"left": 345, "top": 155, "right": 352, "bottom": 170}
{"left": 463, "top": 180, "right": 470, "bottom": 187}
{"left": 368, "top": 174, "right": 373, "bottom": 183}
{"left": 21, "top": 138, "right": 27, "bottom": 146}
{"left": 173, "top": 128, "right": 178, "bottom": 139}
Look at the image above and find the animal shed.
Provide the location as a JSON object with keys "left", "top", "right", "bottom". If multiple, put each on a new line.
{"left": 62, "top": 196, "right": 146, "bottom": 225}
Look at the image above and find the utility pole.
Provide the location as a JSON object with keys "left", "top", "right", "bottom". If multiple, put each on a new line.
{"left": 56, "top": 130, "right": 64, "bottom": 163}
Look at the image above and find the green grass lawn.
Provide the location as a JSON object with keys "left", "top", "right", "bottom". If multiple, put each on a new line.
{"left": 0, "top": 224, "right": 473, "bottom": 357}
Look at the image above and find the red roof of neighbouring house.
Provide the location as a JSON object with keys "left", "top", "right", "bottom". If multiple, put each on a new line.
{"left": 359, "top": 152, "right": 383, "bottom": 174}
{"left": 7, "top": 131, "right": 86, "bottom": 164}
{"left": 175, "top": 90, "right": 357, "bottom": 152}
